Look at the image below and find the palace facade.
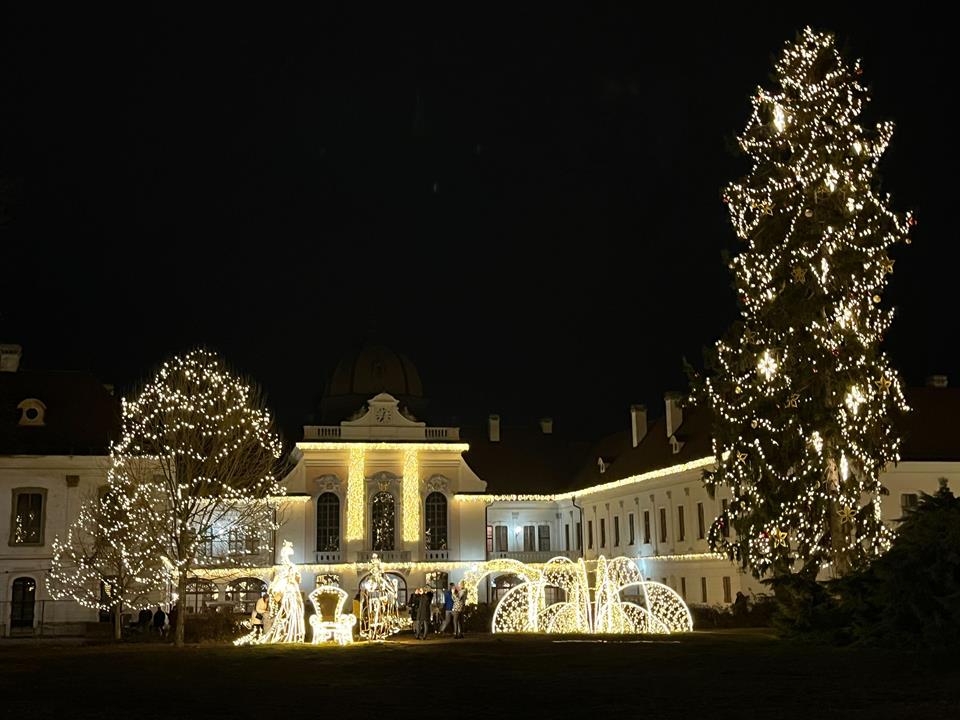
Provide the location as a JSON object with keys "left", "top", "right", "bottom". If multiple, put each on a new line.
{"left": 2, "top": 342, "right": 958, "bottom": 635}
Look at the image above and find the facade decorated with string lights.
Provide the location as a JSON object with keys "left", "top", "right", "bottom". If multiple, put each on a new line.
{"left": 1, "top": 342, "right": 958, "bottom": 636}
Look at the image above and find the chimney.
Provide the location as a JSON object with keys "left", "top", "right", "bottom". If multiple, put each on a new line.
{"left": 926, "top": 375, "right": 948, "bottom": 388}
{"left": 539, "top": 417, "right": 553, "bottom": 434}
{"left": 630, "top": 404, "right": 647, "bottom": 447}
{"left": 488, "top": 414, "right": 501, "bottom": 442}
{"left": 664, "top": 392, "right": 684, "bottom": 438}
{"left": 0, "top": 344, "right": 22, "bottom": 372}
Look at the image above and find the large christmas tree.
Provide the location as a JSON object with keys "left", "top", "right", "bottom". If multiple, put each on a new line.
{"left": 694, "top": 28, "right": 912, "bottom": 578}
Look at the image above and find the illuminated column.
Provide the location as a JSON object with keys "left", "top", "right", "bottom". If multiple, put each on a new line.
{"left": 345, "top": 447, "right": 366, "bottom": 542}
{"left": 401, "top": 447, "right": 420, "bottom": 546}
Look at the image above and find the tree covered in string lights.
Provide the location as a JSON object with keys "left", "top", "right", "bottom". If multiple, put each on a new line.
{"left": 115, "top": 349, "right": 284, "bottom": 646}
{"left": 691, "top": 28, "right": 912, "bottom": 579}
{"left": 48, "top": 482, "right": 169, "bottom": 640}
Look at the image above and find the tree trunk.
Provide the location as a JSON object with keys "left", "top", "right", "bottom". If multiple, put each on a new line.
{"left": 175, "top": 574, "right": 187, "bottom": 647}
{"left": 829, "top": 498, "right": 852, "bottom": 577}
{"left": 113, "top": 600, "right": 122, "bottom": 641}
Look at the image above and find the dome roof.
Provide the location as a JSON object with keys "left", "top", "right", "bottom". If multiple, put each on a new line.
{"left": 326, "top": 344, "right": 423, "bottom": 398}
{"left": 319, "top": 344, "right": 426, "bottom": 424}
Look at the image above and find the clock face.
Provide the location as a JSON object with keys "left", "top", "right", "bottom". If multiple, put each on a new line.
{"left": 375, "top": 407, "right": 391, "bottom": 424}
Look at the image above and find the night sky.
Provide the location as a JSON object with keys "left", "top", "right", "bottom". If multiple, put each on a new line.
{"left": 1, "top": 7, "right": 955, "bottom": 443}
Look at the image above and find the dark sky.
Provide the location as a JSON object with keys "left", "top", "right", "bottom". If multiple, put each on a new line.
{"left": 1, "top": 7, "right": 956, "bottom": 442}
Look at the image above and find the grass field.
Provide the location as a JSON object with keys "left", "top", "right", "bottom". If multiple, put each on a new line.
{"left": 2, "top": 630, "right": 958, "bottom": 719}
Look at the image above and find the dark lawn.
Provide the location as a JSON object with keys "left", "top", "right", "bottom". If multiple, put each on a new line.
{"left": 2, "top": 630, "right": 958, "bottom": 719}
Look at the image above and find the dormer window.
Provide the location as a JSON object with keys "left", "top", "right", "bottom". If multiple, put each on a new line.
{"left": 17, "top": 399, "right": 46, "bottom": 426}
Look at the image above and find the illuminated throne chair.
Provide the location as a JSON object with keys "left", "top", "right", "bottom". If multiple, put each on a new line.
{"left": 308, "top": 585, "right": 356, "bottom": 645}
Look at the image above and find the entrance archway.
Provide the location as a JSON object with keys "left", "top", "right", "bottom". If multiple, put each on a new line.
{"left": 11, "top": 577, "right": 36, "bottom": 630}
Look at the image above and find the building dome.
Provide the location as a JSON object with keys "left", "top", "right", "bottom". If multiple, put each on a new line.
{"left": 320, "top": 343, "right": 426, "bottom": 423}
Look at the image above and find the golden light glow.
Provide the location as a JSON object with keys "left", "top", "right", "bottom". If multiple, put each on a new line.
{"left": 463, "top": 555, "right": 693, "bottom": 635}
{"left": 401, "top": 447, "right": 420, "bottom": 543}
{"left": 455, "top": 455, "right": 718, "bottom": 503}
{"left": 345, "top": 447, "right": 366, "bottom": 541}
{"left": 297, "top": 442, "right": 470, "bottom": 453}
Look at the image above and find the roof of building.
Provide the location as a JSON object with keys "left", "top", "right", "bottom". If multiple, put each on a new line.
{"left": 898, "top": 387, "right": 960, "bottom": 462}
{"left": 460, "top": 426, "right": 594, "bottom": 494}
{"left": 325, "top": 343, "right": 423, "bottom": 399}
{"left": 0, "top": 370, "right": 120, "bottom": 455}
{"left": 461, "top": 387, "right": 960, "bottom": 496}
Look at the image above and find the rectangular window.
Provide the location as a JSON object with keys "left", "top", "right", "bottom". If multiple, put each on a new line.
{"left": 10, "top": 489, "right": 46, "bottom": 546}
{"left": 628, "top": 513, "right": 636, "bottom": 545}
{"left": 576, "top": 521, "right": 582, "bottom": 551}
{"left": 486, "top": 525, "right": 494, "bottom": 554}
{"left": 697, "top": 502, "right": 705, "bottom": 539}
{"left": 701, "top": 577, "right": 708, "bottom": 603}
{"left": 228, "top": 528, "right": 243, "bottom": 554}
{"left": 721, "top": 499, "right": 730, "bottom": 538}
{"left": 643, "top": 511, "right": 651, "bottom": 544}
{"left": 613, "top": 516, "right": 620, "bottom": 547}
{"left": 538, "top": 525, "right": 550, "bottom": 552}
{"left": 677, "top": 505, "right": 685, "bottom": 542}
{"left": 659, "top": 507, "right": 667, "bottom": 543}
{"left": 588, "top": 520, "right": 594, "bottom": 550}
{"left": 901, "top": 493, "right": 919, "bottom": 511}
{"left": 523, "top": 525, "right": 536, "bottom": 552}
{"left": 600, "top": 518, "right": 606, "bottom": 548}
{"left": 680, "top": 577, "right": 687, "bottom": 599}
{"left": 564, "top": 524, "right": 570, "bottom": 551}
{"left": 495, "top": 525, "right": 508, "bottom": 552}
{"left": 723, "top": 577, "right": 732, "bottom": 604}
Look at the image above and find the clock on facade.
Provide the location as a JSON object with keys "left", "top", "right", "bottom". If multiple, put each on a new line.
{"left": 375, "top": 407, "right": 392, "bottom": 424}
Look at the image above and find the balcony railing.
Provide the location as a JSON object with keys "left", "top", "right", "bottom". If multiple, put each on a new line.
{"left": 302, "top": 426, "right": 461, "bottom": 442}
{"left": 315, "top": 551, "right": 342, "bottom": 564}
{"left": 356, "top": 550, "right": 411, "bottom": 563}
{"left": 424, "top": 549, "right": 449, "bottom": 561}
{"left": 487, "top": 550, "right": 580, "bottom": 563}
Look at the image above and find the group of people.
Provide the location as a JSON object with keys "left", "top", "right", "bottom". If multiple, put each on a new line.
{"left": 134, "top": 604, "right": 176, "bottom": 639}
{"left": 408, "top": 582, "right": 467, "bottom": 639}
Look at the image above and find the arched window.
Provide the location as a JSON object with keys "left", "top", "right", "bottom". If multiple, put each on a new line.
{"left": 371, "top": 492, "right": 395, "bottom": 551}
{"left": 226, "top": 577, "right": 266, "bottom": 614}
{"left": 316, "top": 492, "right": 340, "bottom": 552}
{"left": 184, "top": 579, "right": 219, "bottom": 614}
{"left": 10, "top": 577, "right": 36, "bottom": 629}
{"left": 424, "top": 492, "right": 448, "bottom": 550}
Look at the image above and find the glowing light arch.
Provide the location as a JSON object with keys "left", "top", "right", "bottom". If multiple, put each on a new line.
{"left": 462, "top": 555, "right": 693, "bottom": 636}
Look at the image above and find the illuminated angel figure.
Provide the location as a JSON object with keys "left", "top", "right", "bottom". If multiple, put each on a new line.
{"left": 236, "top": 540, "right": 304, "bottom": 645}
{"left": 359, "top": 553, "right": 407, "bottom": 641}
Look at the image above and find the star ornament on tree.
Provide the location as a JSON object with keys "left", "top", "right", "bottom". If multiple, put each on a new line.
{"left": 785, "top": 393, "right": 800, "bottom": 408}
{"left": 736, "top": 451, "right": 748, "bottom": 465}
{"left": 838, "top": 505, "right": 856, "bottom": 525}
{"left": 875, "top": 376, "right": 892, "bottom": 393}
{"left": 770, "top": 527, "right": 789, "bottom": 548}
{"left": 792, "top": 266, "right": 807, "bottom": 282}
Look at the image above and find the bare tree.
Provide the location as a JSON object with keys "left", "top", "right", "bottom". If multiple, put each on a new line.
{"left": 48, "top": 482, "right": 169, "bottom": 640}
{"left": 113, "top": 349, "right": 284, "bottom": 646}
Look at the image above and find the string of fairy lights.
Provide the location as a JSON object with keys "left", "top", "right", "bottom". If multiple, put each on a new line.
{"left": 699, "top": 28, "right": 911, "bottom": 575}
{"left": 48, "top": 350, "right": 285, "bottom": 618}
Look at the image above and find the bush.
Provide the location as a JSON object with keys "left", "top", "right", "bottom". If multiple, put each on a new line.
{"left": 461, "top": 603, "right": 493, "bottom": 633}
{"left": 689, "top": 595, "right": 776, "bottom": 629}
{"left": 184, "top": 612, "right": 246, "bottom": 643}
{"left": 770, "top": 479, "right": 960, "bottom": 648}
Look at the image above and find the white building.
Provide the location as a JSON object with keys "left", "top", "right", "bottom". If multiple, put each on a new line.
{"left": 2, "top": 342, "right": 958, "bottom": 635}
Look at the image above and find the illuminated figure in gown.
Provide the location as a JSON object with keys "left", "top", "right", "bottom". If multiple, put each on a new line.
{"left": 258, "top": 540, "right": 305, "bottom": 644}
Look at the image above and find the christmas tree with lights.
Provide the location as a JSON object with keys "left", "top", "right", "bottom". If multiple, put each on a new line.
{"left": 113, "top": 349, "right": 285, "bottom": 645}
{"left": 693, "top": 28, "right": 912, "bottom": 579}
